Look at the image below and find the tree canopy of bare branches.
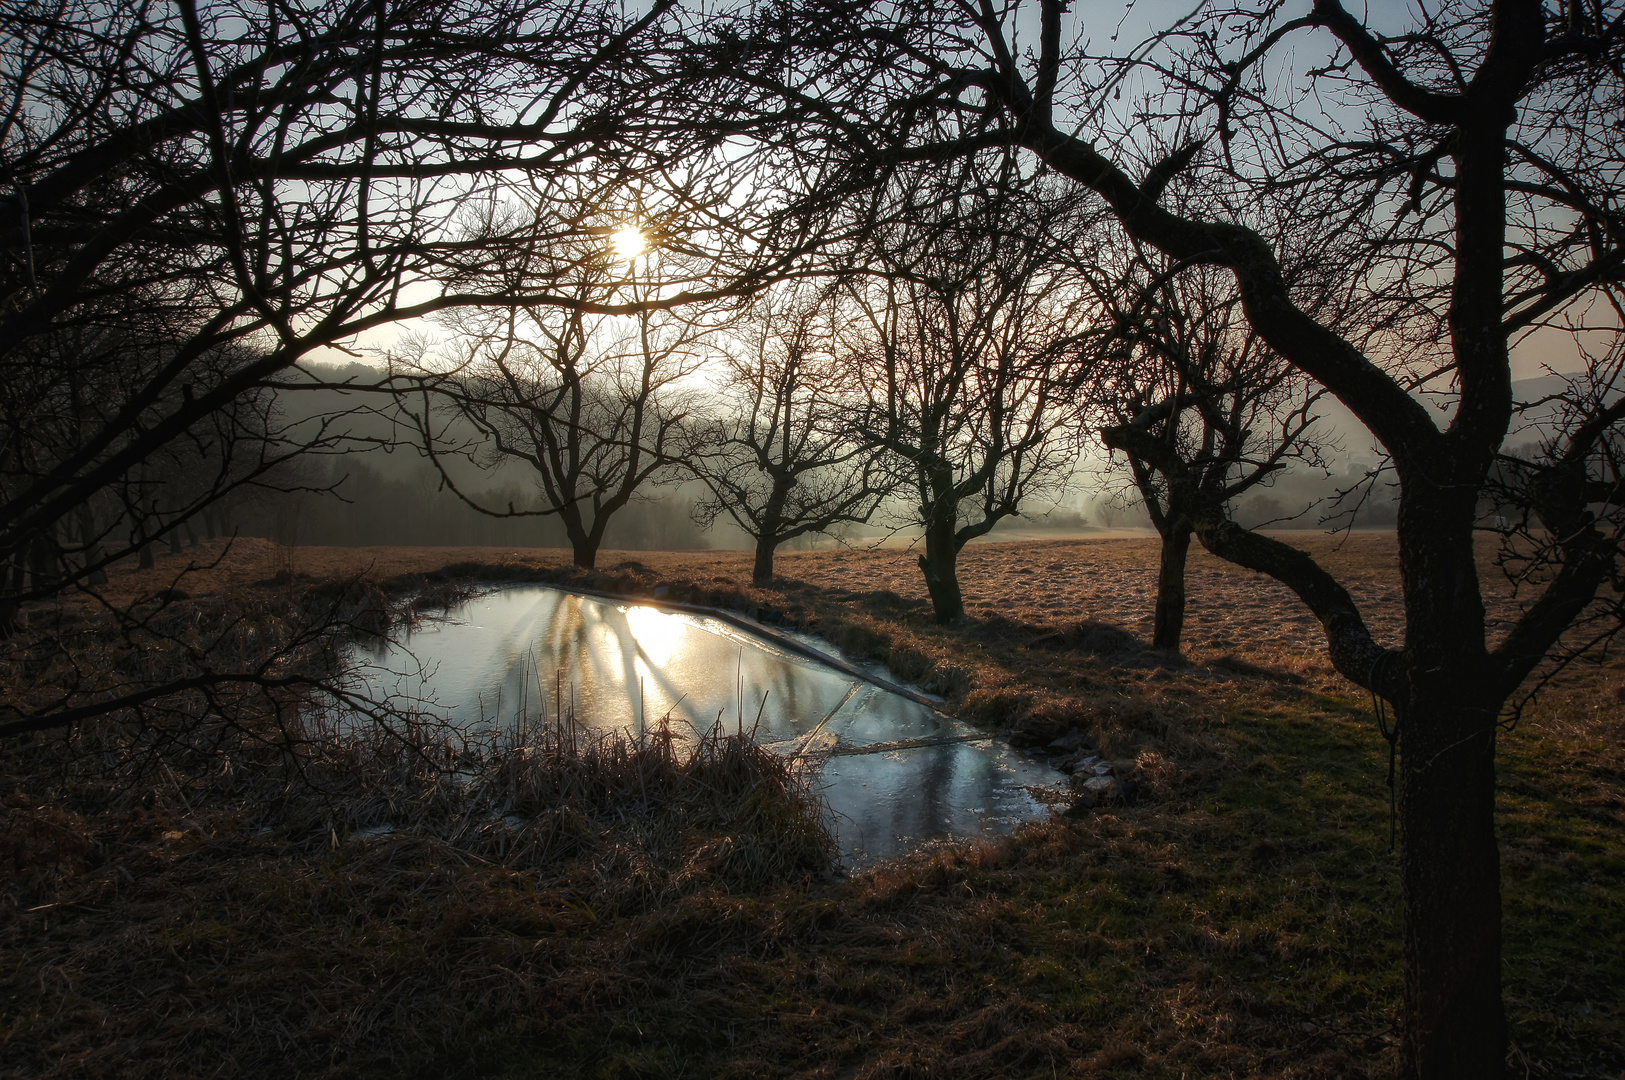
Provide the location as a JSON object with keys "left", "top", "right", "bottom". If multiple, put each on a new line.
{"left": 689, "top": 284, "right": 895, "bottom": 584}
{"left": 713, "top": 0, "right": 1625, "bottom": 1072}
{"left": 839, "top": 156, "right": 1093, "bottom": 622}
{"left": 1088, "top": 232, "right": 1336, "bottom": 649}
{"left": 0, "top": 0, "right": 803, "bottom": 733}
{"left": 396, "top": 258, "right": 719, "bottom": 570}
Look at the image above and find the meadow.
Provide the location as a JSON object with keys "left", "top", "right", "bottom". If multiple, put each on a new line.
{"left": 3, "top": 534, "right": 1620, "bottom": 1078}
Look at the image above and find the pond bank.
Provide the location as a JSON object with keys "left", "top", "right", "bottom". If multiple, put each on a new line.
{"left": 347, "top": 584, "right": 1063, "bottom": 865}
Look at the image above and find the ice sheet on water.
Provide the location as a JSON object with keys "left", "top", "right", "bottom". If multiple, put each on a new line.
{"left": 346, "top": 585, "right": 1063, "bottom": 864}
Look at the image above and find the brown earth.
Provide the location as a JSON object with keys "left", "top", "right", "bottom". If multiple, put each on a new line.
{"left": 85, "top": 530, "right": 1397, "bottom": 650}
{"left": 83, "top": 529, "right": 1531, "bottom": 680}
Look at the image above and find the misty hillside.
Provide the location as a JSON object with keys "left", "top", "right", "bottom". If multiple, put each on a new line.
{"left": 222, "top": 363, "right": 724, "bottom": 550}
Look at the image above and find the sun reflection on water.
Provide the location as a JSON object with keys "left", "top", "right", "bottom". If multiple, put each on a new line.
{"left": 624, "top": 604, "right": 681, "bottom": 666}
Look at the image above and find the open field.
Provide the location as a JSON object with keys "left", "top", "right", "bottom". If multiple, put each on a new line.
{"left": 4, "top": 533, "right": 1622, "bottom": 1078}
{"left": 52, "top": 530, "right": 1481, "bottom": 664}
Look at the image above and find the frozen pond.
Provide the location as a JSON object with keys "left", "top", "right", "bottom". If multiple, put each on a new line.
{"left": 347, "top": 586, "right": 1060, "bottom": 865}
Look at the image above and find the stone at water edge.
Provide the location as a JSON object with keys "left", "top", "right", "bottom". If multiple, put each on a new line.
{"left": 1073, "top": 774, "right": 1117, "bottom": 795}
{"left": 1062, "top": 793, "right": 1096, "bottom": 817}
{"left": 1046, "top": 729, "right": 1092, "bottom": 754}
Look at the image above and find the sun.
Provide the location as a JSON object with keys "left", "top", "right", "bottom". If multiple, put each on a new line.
{"left": 610, "top": 226, "right": 646, "bottom": 260}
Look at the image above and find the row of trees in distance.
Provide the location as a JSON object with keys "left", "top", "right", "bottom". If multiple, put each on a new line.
{"left": 369, "top": 149, "right": 1335, "bottom": 632}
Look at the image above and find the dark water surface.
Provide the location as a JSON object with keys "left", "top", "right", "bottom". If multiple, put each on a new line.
{"left": 348, "top": 586, "right": 1059, "bottom": 864}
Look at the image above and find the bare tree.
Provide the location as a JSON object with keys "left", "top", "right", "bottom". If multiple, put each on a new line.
{"left": 0, "top": 0, "right": 789, "bottom": 733}
{"left": 0, "top": 325, "right": 344, "bottom": 624}
{"left": 1089, "top": 246, "right": 1332, "bottom": 650}
{"left": 839, "top": 156, "right": 1091, "bottom": 622}
{"left": 690, "top": 285, "right": 894, "bottom": 584}
{"left": 400, "top": 257, "right": 719, "bottom": 569}
{"left": 730, "top": 0, "right": 1625, "bottom": 1071}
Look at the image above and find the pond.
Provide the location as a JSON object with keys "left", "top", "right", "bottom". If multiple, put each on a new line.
{"left": 347, "top": 586, "right": 1061, "bottom": 865}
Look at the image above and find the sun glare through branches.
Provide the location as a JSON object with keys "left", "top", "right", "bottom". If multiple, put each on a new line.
{"left": 610, "top": 226, "right": 646, "bottom": 260}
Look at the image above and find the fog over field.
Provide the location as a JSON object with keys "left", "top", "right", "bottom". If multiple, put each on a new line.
{"left": 234, "top": 363, "right": 1601, "bottom": 550}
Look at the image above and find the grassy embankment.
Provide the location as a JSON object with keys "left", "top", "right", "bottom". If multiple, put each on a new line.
{"left": 2, "top": 535, "right": 1621, "bottom": 1078}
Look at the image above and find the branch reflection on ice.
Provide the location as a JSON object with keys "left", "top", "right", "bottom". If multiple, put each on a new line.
{"left": 348, "top": 587, "right": 1059, "bottom": 864}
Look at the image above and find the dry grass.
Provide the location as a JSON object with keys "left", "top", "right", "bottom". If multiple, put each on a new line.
{"left": 3, "top": 693, "right": 832, "bottom": 1079}
{"left": 3, "top": 532, "right": 1622, "bottom": 1078}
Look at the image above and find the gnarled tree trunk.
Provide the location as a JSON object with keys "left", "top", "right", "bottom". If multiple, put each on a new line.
{"left": 1394, "top": 491, "right": 1507, "bottom": 1078}
{"left": 79, "top": 505, "right": 107, "bottom": 586}
{"left": 1179, "top": 498, "right": 1512, "bottom": 1077}
{"left": 752, "top": 536, "right": 777, "bottom": 585}
{"left": 556, "top": 501, "right": 600, "bottom": 570}
{"left": 1152, "top": 517, "right": 1194, "bottom": 650}
{"left": 570, "top": 532, "right": 599, "bottom": 570}
{"left": 1398, "top": 673, "right": 1506, "bottom": 1078}
{"left": 919, "top": 510, "right": 965, "bottom": 622}
{"left": 751, "top": 484, "right": 791, "bottom": 585}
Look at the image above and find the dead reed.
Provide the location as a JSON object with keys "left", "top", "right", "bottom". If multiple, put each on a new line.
{"left": 2, "top": 678, "right": 836, "bottom": 1078}
{"left": 8, "top": 688, "right": 835, "bottom": 903}
{"left": 281, "top": 707, "right": 836, "bottom": 897}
